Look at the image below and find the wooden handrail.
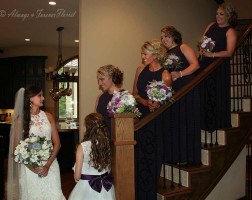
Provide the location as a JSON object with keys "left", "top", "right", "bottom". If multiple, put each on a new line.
{"left": 134, "top": 22, "right": 252, "bottom": 131}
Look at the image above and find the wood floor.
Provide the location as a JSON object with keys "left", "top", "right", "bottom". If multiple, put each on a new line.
{"left": 61, "top": 171, "right": 76, "bottom": 198}
{"left": 3, "top": 155, "right": 252, "bottom": 199}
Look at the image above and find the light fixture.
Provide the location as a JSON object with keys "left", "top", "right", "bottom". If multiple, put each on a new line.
{"left": 45, "top": 27, "right": 77, "bottom": 81}
{"left": 47, "top": 27, "right": 77, "bottom": 101}
{"left": 49, "top": 1, "right": 56, "bottom": 5}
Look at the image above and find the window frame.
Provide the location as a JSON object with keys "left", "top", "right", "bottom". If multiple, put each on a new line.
{"left": 56, "top": 55, "right": 79, "bottom": 122}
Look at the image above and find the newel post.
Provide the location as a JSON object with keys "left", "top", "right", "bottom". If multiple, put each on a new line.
{"left": 110, "top": 113, "right": 135, "bottom": 200}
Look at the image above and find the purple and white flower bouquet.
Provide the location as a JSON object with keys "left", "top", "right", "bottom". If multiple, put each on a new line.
{"left": 146, "top": 80, "right": 174, "bottom": 111}
{"left": 162, "top": 54, "right": 182, "bottom": 71}
{"left": 199, "top": 36, "right": 215, "bottom": 52}
{"left": 198, "top": 36, "right": 215, "bottom": 60}
{"left": 107, "top": 90, "right": 142, "bottom": 118}
{"left": 14, "top": 134, "right": 53, "bottom": 168}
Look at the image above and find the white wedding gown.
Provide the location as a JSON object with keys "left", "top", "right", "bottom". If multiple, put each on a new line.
{"left": 68, "top": 141, "right": 116, "bottom": 200}
{"left": 19, "top": 111, "right": 66, "bottom": 200}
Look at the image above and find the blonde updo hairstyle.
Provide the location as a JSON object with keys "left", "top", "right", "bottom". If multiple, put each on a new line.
{"left": 218, "top": 2, "right": 238, "bottom": 27}
{"left": 141, "top": 39, "right": 166, "bottom": 62}
{"left": 97, "top": 64, "right": 124, "bottom": 86}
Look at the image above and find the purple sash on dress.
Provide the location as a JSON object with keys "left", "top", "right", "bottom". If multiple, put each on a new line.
{"left": 80, "top": 172, "right": 113, "bottom": 193}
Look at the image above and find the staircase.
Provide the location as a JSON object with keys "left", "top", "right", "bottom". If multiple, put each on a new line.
{"left": 158, "top": 112, "right": 252, "bottom": 200}
{"left": 110, "top": 21, "right": 252, "bottom": 200}
{"left": 156, "top": 21, "right": 252, "bottom": 200}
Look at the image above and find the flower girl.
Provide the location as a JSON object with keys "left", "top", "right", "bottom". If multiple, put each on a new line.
{"left": 68, "top": 113, "right": 116, "bottom": 200}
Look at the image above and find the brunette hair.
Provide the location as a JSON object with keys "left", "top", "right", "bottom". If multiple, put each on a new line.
{"left": 161, "top": 26, "right": 182, "bottom": 45}
{"left": 82, "top": 113, "right": 111, "bottom": 172}
{"left": 23, "top": 85, "right": 42, "bottom": 139}
{"left": 97, "top": 64, "right": 124, "bottom": 86}
{"left": 141, "top": 39, "right": 166, "bottom": 61}
{"left": 218, "top": 2, "right": 238, "bottom": 27}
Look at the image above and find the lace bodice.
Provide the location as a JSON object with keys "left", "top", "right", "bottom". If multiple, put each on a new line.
{"left": 19, "top": 110, "right": 66, "bottom": 200}
{"left": 30, "top": 111, "right": 52, "bottom": 139}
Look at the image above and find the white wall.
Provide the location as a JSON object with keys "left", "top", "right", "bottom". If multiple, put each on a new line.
{"left": 79, "top": 0, "right": 217, "bottom": 139}
{"left": 206, "top": 147, "right": 246, "bottom": 200}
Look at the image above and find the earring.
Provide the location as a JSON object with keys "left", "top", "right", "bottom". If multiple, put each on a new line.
{"left": 30, "top": 101, "right": 33, "bottom": 109}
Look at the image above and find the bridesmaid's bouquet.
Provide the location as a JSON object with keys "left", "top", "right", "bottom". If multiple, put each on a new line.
{"left": 198, "top": 36, "right": 215, "bottom": 60}
{"left": 146, "top": 80, "right": 174, "bottom": 111}
{"left": 162, "top": 54, "right": 182, "bottom": 71}
{"left": 14, "top": 134, "right": 53, "bottom": 168}
{"left": 107, "top": 90, "right": 142, "bottom": 118}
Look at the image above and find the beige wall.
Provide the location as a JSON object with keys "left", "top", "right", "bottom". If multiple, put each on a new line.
{"left": 79, "top": 0, "right": 217, "bottom": 138}
{"left": 229, "top": 0, "right": 252, "bottom": 19}
{"left": 79, "top": 2, "right": 248, "bottom": 197}
{"left": 1, "top": 46, "right": 78, "bottom": 113}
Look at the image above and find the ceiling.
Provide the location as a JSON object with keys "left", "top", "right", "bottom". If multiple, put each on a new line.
{"left": 0, "top": 0, "right": 79, "bottom": 49}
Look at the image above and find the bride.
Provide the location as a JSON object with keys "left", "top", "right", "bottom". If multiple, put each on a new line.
{"left": 7, "top": 85, "right": 65, "bottom": 200}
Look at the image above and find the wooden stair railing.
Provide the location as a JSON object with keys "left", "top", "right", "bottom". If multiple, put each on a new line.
{"left": 135, "top": 22, "right": 252, "bottom": 131}
{"left": 111, "top": 22, "right": 252, "bottom": 200}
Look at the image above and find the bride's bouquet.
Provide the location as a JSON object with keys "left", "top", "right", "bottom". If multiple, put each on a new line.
{"left": 198, "top": 36, "right": 215, "bottom": 60}
{"left": 107, "top": 90, "right": 142, "bottom": 118}
{"left": 146, "top": 80, "right": 174, "bottom": 111}
{"left": 162, "top": 53, "right": 182, "bottom": 71}
{"left": 14, "top": 134, "right": 53, "bottom": 168}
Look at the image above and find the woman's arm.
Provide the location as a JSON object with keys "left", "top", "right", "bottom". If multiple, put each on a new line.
{"left": 74, "top": 144, "right": 84, "bottom": 182}
{"left": 171, "top": 44, "right": 200, "bottom": 81}
{"left": 162, "top": 70, "right": 172, "bottom": 87}
{"left": 36, "top": 112, "right": 61, "bottom": 177}
{"left": 132, "top": 65, "right": 149, "bottom": 106}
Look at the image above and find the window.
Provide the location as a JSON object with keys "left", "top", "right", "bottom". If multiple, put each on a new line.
{"left": 57, "top": 56, "right": 78, "bottom": 121}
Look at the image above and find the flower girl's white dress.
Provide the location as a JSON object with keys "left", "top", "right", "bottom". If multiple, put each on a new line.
{"left": 68, "top": 141, "right": 116, "bottom": 200}
{"left": 19, "top": 111, "right": 65, "bottom": 200}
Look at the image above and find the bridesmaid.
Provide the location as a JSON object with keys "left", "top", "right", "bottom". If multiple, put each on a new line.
{"left": 95, "top": 64, "right": 124, "bottom": 138}
{"left": 133, "top": 39, "right": 172, "bottom": 118}
{"left": 198, "top": 2, "right": 237, "bottom": 132}
{"left": 161, "top": 25, "right": 201, "bottom": 165}
{"left": 132, "top": 39, "right": 172, "bottom": 200}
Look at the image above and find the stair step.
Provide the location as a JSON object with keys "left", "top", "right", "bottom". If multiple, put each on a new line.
{"left": 202, "top": 149, "right": 210, "bottom": 165}
{"left": 157, "top": 178, "right": 192, "bottom": 199}
{"left": 231, "top": 98, "right": 251, "bottom": 112}
{"left": 201, "top": 130, "right": 226, "bottom": 145}
{"left": 200, "top": 114, "right": 242, "bottom": 146}
{"left": 231, "top": 73, "right": 250, "bottom": 84}
{"left": 231, "top": 113, "right": 239, "bottom": 127}
{"left": 161, "top": 144, "right": 226, "bottom": 187}
{"left": 231, "top": 85, "right": 252, "bottom": 97}
{"left": 161, "top": 163, "right": 211, "bottom": 187}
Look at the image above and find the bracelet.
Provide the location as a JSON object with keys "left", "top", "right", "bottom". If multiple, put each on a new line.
{"left": 179, "top": 71, "right": 183, "bottom": 78}
{"left": 213, "top": 52, "right": 215, "bottom": 58}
